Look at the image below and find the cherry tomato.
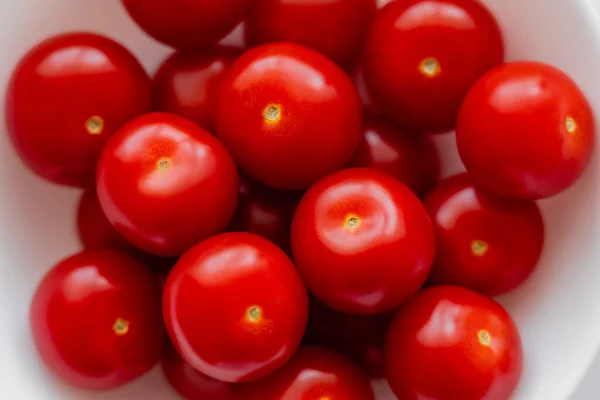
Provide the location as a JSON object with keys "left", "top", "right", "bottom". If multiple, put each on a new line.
{"left": 30, "top": 249, "right": 165, "bottom": 390}
{"left": 96, "top": 112, "right": 239, "bottom": 257}
{"left": 236, "top": 346, "right": 375, "bottom": 400}
{"left": 5, "top": 33, "right": 151, "bottom": 187}
{"left": 161, "top": 342, "right": 235, "bottom": 400}
{"left": 163, "top": 232, "right": 309, "bottom": 383}
{"left": 385, "top": 286, "right": 523, "bottom": 400}
{"left": 457, "top": 61, "right": 595, "bottom": 199}
{"left": 348, "top": 113, "right": 440, "bottom": 197}
{"left": 423, "top": 173, "right": 544, "bottom": 296}
{"left": 246, "top": 0, "right": 377, "bottom": 70}
{"left": 152, "top": 46, "right": 240, "bottom": 133}
{"left": 303, "top": 297, "right": 392, "bottom": 378}
{"left": 216, "top": 43, "right": 362, "bottom": 190}
{"left": 363, "top": 0, "right": 504, "bottom": 132}
{"left": 121, "top": 0, "right": 250, "bottom": 49}
{"left": 291, "top": 168, "right": 435, "bottom": 314}
{"left": 227, "top": 174, "right": 302, "bottom": 254}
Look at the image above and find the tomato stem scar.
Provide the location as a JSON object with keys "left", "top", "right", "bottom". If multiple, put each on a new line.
{"left": 566, "top": 116, "right": 577, "bottom": 134}
{"left": 85, "top": 116, "right": 104, "bottom": 135}
{"left": 471, "top": 240, "right": 489, "bottom": 257}
{"left": 113, "top": 318, "right": 130, "bottom": 336}
{"left": 247, "top": 306, "right": 262, "bottom": 322}
{"left": 478, "top": 329, "right": 492, "bottom": 346}
{"left": 419, "top": 57, "right": 441, "bottom": 78}
{"left": 263, "top": 104, "right": 282, "bottom": 123}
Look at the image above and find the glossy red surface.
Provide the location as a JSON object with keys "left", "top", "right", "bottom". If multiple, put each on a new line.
{"left": 161, "top": 342, "right": 235, "bottom": 400}
{"left": 5, "top": 33, "right": 151, "bottom": 187}
{"left": 152, "top": 47, "right": 240, "bottom": 133}
{"left": 457, "top": 61, "right": 595, "bottom": 199}
{"left": 30, "top": 250, "right": 165, "bottom": 390}
{"left": 385, "top": 286, "right": 523, "bottom": 400}
{"left": 246, "top": 0, "right": 377, "bottom": 69}
{"left": 303, "top": 297, "right": 392, "bottom": 378}
{"left": 363, "top": 0, "right": 504, "bottom": 132}
{"left": 216, "top": 43, "right": 362, "bottom": 190}
{"left": 163, "top": 232, "right": 309, "bottom": 383}
{"left": 227, "top": 174, "right": 302, "bottom": 254}
{"left": 121, "top": 0, "right": 249, "bottom": 49}
{"left": 348, "top": 113, "right": 440, "bottom": 197}
{"left": 236, "top": 346, "right": 375, "bottom": 400}
{"left": 291, "top": 168, "right": 436, "bottom": 314}
{"left": 423, "top": 174, "right": 544, "bottom": 296}
{"left": 96, "top": 112, "right": 239, "bottom": 257}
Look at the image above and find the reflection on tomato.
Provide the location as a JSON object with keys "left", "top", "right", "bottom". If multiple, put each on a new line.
{"left": 5, "top": 33, "right": 151, "bottom": 187}
{"left": 96, "top": 112, "right": 239, "bottom": 257}
{"left": 30, "top": 250, "right": 165, "bottom": 390}
{"left": 423, "top": 173, "right": 544, "bottom": 296}
{"left": 385, "top": 286, "right": 523, "bottom": 400}
{"left": 163, "top": 232, "right": 308, "bottom": 383}
{"left": 291, "top": 168, "right": 435, "bottom": 314}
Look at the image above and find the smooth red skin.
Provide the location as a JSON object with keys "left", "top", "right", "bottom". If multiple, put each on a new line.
{"left": 152, "top": 47, "right": 240, "bottom": 133}
{"left": 303, "top": 297, "right": 392, "bottom": 379}
{"left": 457, "top": 61, "right": 595, "bottom": 200}
{"left": 216, "top": 43, "right": 363, "bottom": 190}
{"left": 5, "top": 33, "right": 151, "bottom": 187}
{"left": 235, "top": 346, "right": 375, "bottom": 400}
{"left": 227, "top": 174, "right": 302, "bottom": 254}
{"left": 96, "top": 112, "right": 239, "bottom": 257}
{"left": 161, "top": 342, "right": 235, "bottom": 400}
{"left": 291, "top": 168, "right": 436, "bottom": 314}
{"left": 363, "top": 0, "right": 504, "bottom": 132}
{"left": 385, "top": 286, "right": 523, "bottom": 400}
{"left": 245, "top": 0, "right": 377, "bottom": 70}
{"left": 121, "top": 0, "right": 250, "bottom": 49}
{"left": 30, "top": 250, "right": 165, "bottom": 390}
{"left": 423, "top": 174, "right": 544, "bottom": 296}
{"left": 348, "top": 114, "right": 441, "bottom": 197}
{"left": 163, "top": 232, "right": 309, "bottom": 383}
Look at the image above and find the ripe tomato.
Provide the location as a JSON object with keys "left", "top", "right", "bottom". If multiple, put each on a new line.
{"left": 363, "top": 0, "right": 504, "bottom": 132}
{"left": 423, "top": 173, "right": 544, "bottom": 296}
{"left": 291, "top": 168, "right": 436, "bottom": 314}
{"left": 236, "top": 346, "right": 375, "bottom": 400}
{"left": 227, "top": 174, "right": 302, "bottom": 254}
{"left": 30, "top": 249, "right": 165, "bottom": 390}
{"left": 385, "top": 286, "right": 523, "bottom": 400}
{"left": 303, "top": 297, "right": 392, "bottom": 379}
{"left": 96, "top": 112, "right": 238, "bottom": 257}
{"left": 216, "top": 43, "right": 362, "bottom": 190}
{"left": 245, "top": 0, "right": 377, "bottom": 70}
{"left": 163, "top": 232, "right": 309, "bottom": 383}
{"left": 457, "top": 61, "right": 595, "bottom": 199}
{"left": 152, "top": 47, "right": 240, "bottom": 133}
{"left": 5, "top": 33, "right": 151, "bottom": 187}
{"left": 161, "top": 342, "right": 235, "bottom": 400}
{"left": 121, "top": 0, "right": 250, "bottom": 49}
{"left": 348, "top": 113, "right": 440, "bottom": 197}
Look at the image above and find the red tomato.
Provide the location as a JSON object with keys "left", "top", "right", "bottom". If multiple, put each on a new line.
{"left": 423, "top": 173, "right": 544, "bottom": 296}
{"left": 291, "top": 168, "right": 436, "bottom": 314}
{"left": 303, "top": 297, "right": 392, "bottom": 379}
{"left": 121, "top": 0, "right": 250, "bottom": 49}
{"left": 246, "top": 0, "right": 377, "bottom": 70}
{"left": 216, "top": 43, "right": 362, "bottom": 190}
{"left": 96, "top": 112, "right": 238, "bottom": 257}
{"left": 152, "top": 47, "right": 240, "bottom": 133}
{"left": 163, "top": 232, "right": 309, "bottom": 383}
{"left": 161, "top": 342, "right": 235, "bottom": 400}
{"left": 236, "top": 346, "right": 375, "bottom": 400}
{"left": 457, "top": 61, "right": 595, "bottom": 199}
{"left": 385, "top": 286, "right": 523, "bottom": 400}
{"left": 30, "top": 249, "right": 165, "bottom": 390}
{"left": 227, "top": 174, "right": 302, "bottom": 254}
{"left": 348, "top": 113, "right": 440, "bottom": 197}
{"left": 5, "top": 33, "right": 151, "bottom": 187}
{"left": 363, "top": 0, "right": 504, "bottom": 132}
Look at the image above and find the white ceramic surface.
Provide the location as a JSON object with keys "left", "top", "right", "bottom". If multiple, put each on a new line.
{"left": 1, "top": 0, "right": 600, "bottom": 399}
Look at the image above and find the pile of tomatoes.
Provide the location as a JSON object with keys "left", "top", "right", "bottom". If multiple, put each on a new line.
{"left": 7, "top": 0, "right": 594, "bottom": 399}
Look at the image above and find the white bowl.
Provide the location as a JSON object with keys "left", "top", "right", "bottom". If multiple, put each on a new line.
{"left": 1, "top": 0, "right": 600, "bottom": 399}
